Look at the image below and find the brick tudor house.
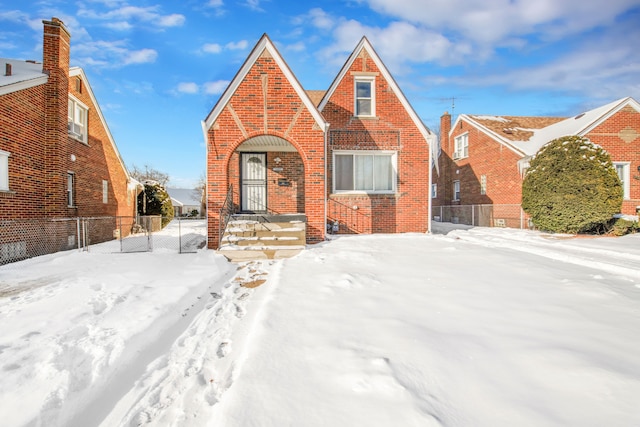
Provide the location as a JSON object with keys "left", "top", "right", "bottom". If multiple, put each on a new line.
{"left": 0, "top": 18, "right": 137, "bottom": 260}
{"left": 433, "top": 97, "right": 640, "bottom": 228}
{"left": 204, "top": 34, "right": 436, "bottom": 248}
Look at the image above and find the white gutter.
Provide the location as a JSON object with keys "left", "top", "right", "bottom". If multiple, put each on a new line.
{"left": 427, "top": 134, "right": 434, "bottom": 234}
{"left": 323, "top": 123, "right": 330, "bottom": 240}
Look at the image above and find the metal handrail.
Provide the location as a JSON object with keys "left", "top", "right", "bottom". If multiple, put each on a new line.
{"left": 218, "top": 185, "right": 235, "bottom": 246}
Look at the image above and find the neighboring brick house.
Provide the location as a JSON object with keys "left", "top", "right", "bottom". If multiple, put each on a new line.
{"left": 203, "top": 34, "right": 435, "bottom": 248}
{"left": 433, "top": 97, "right": 640, "bottom": 227}
{"left": 0, "top": 18, "right": 138, "bottom": 257}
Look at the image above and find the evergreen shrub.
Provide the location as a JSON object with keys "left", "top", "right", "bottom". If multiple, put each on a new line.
{"left": 137, "top": 181, "right": 175, "bottom": 228}
{"left": 522, "top": 136, "right": 623, "bottom": 233}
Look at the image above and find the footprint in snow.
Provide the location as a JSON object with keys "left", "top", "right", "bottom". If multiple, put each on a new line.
{"left": 217, "top": 342, "right": 230, "bottom": 358}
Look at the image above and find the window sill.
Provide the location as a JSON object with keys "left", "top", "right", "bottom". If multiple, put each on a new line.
{"left": 68, "top": 134, "right": 89, "bottom": 145}
{"left": 353, "top": 115, "right": 379, "bottom": 120}
{"left": 331, "top": 192, "right": 397, "bottom": 197}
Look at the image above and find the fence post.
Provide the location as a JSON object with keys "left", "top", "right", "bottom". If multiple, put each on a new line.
{"left": 178, "top": 217, "right": 182, "bottom": 254}
{"left": 76, "top": 218, "right": 81, "bottom": 251}
{"left": 119, "top": 217, "right": 123, "bottom": 253}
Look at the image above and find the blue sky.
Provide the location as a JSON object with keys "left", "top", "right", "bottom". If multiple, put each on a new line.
{"left": 1, "top": 0, "right": 639, "bottom": 188}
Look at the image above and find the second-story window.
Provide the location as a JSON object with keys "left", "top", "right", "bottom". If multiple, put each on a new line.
{"left": 68, "top": 96, "right": 88, "bottom": 143}
{"left": 355, "top": 77, "right": 375, "bottom": 117}
{"left": 454, "top": 133, "right": 469, "bottom": 160}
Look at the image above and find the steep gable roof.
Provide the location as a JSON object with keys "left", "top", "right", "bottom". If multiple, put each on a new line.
{"left": 520, "top": 97, "right": 639, "bottom": 155}
{"left": 455, "top": 97, "right": 640, "bottom": 157}
{"left": 203, "top": 34, "right": 328, "bottom": 131}
{"left": 0, "top": 58, "right": 48, "bottom": 96}
{"left": 318, "top": 37, "right": 434, "bottom": 144}
{"left": 69, "top": 67, "right": 131, "bottom": 180}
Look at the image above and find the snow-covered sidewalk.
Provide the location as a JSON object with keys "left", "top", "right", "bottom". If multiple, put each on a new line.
{"left": 1, "top": 224, "right": 640, "bottom": 426}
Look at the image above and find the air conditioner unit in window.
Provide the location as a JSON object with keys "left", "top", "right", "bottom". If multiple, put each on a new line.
{"left": 68, "top": 122, "right": 83, "bottom": 138}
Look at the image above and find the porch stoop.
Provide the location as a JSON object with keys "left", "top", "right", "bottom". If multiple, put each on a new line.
{"left": 217, "top": 214, "right": 306, "bottom": 262}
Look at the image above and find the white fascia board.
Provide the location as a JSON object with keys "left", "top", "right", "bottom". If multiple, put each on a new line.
{"left": 454, "top": 114, "right": 526, "bottom": 158}
{"left": 578, "top": 97, "right": 638, "bottom": 136}
{"left": 0, "top": 76, "right": 48, "bottom": 96}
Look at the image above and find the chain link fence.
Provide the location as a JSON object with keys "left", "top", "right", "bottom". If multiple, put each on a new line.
{"left": 432, "top": 204, "right": 533, "bottom": 229}
{"left": 0, "top": 216, "right": 207, "bottom": 267}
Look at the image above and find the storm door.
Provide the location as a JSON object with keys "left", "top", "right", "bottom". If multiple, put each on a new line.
{"left": 241, "top": 153, "right": 267, "bottom": 212}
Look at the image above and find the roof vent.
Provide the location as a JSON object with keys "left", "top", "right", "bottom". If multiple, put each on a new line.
{"left": 574, "top": 113, "right": 585, "bottom": 119}
{"left": 503, "top": 128, "right": 514, "bottom": 134}
{"left": 5, "top": 63, "right": 11, "bottom": 76}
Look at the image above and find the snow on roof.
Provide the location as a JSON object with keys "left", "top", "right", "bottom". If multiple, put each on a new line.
{"left": 464, "top": 97, "right": 639, "bottom": 157}
{"left": 514, "top": 97, "right": 635, "bottom": 155}
{"left": 0, "top": 58, "right": 47, "bottom": 95}
{"left": 465, "top": 115, "right": 565, "bottom": 153}
{"left": 166, "top": 188, "right": 202, "bottom": 206}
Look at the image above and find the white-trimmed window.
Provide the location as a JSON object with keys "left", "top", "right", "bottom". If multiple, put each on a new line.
{"left": 480, "top": 174, "right": 487, "bottom": 195}
{"left": 0, "top": 149, "right": 9, "bottom": 191}
{"left": 67, "top": 172, "right": 75, "bottom": 207}
{"left": 614, "top": 162, "right": 630, "bottom": 199}
{"left": 354, "top": 76, "right": 375, "bottom": 117}
{"left": 454, "top": 133, "right": 468, "bottom": 160}
{"left": 431, "top": 183, "right": 437, "bottom": 199}
{"left": 453, "top": 180, "right": 460, "bottom": 201}
{"left": 333, "top": 150, "right": 396, "bottom": 193}
{"left": 68, "top": 96, "right": 88, "bottom": 143}
{"left": 102, "top": 180, "right": 108, "bottom": 204}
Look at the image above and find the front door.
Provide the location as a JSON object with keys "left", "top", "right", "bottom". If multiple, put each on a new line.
{"left": 241, "top": 153, "right": 267, "bottom": 212}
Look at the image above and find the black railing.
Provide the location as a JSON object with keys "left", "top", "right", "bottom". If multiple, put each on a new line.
{"left": 219, "top": 185, "right": 235, "bottom": 246}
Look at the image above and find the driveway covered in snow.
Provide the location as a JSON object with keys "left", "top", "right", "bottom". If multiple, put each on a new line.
{"left": 1, "top": 223, "right": 639, "bottom": 427}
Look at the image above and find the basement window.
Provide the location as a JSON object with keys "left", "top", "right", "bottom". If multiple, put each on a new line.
{"left": 0, "top": 149, "right": 9, "bottom": 191}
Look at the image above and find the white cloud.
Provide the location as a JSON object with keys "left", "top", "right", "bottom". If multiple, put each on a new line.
{"left": 434, "top": 21, "right": 640, "bottom": 101}
{"left": 361, "top": 0, "right": 638, "bottom": 46}
{"left": 204, "top": 80, "right": 229, "bottom": 95}
{"left": 123, "top": 48, "right": 157, "bottom": 65}
{"left": 202, "top": 43, "right": 222, "bottom": 54}
{"left": 243, "top": 0, "right": 264, "bottom": 12}
{"left": 207, "top": 0, "right": 224, "bottom": 6}
{"left": 177, "top": 82, "right": 199, "bottom": 94}
{"left": 225, "top": 40, "right": 248, "bottom": 50}
{"left": 320, "top": 20, "right": 473, "bottom": 73}
{"left": 158, "top": 13, "right": 185, "bottom": 27}
{"left": 104, "top": 21, "right": 132, "bottom": 31}
{"left": 307, "top": 8, "right": 335, "bottom": 30}
{"left": 286, "top": 41, "right": 305, "bottom": 52}
{"left": 78, "top": 4, "right": 185, "bottom": 29}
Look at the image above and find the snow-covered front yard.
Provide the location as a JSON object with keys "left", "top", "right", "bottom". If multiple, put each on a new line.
{"left": 1, "top": 220, "right": 639, "bottom": 427}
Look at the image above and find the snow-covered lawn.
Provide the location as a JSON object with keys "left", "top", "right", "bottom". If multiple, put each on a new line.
{"left": 1, "top": 221, "right": 639, "bottom": 426}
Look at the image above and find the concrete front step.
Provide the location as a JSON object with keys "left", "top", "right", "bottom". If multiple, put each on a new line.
{"left": 218, "top": 217, "right": 306, "bottom": 262}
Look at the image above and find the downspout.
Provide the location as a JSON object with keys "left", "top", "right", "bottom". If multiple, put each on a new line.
{"left": 201, "top": 120, "right": 209, "bottom": 246}
{"left": 324, "top": 123, "right": 330, "bottom": 240}
{"left": 427, "top": 134, "right": 433, "bottom": 234}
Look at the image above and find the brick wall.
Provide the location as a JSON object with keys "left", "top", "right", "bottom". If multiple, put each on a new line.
{"left": 586, "top": 106, "right": 640, "bottom": 215}
{"left": 0, "top": 18, "right": 133, "bottom": 224}
{"left": 206, "top": 50, "right": 325, "bottom": 248}
{"left": 0, "top": 85, "right": 47, "bottom": 217}
{"left": 323, "top": 50, "right": 430, "bottom": 234}
{"left": 434, "top": 104, "right": 640, "bottom": 219}
{"left": 437, "top": 117, "right": 523, "bottom": 207}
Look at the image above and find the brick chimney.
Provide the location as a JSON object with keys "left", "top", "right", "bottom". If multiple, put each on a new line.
{"left": 440, "top": 111, "right": 451, "bottom": 153}
{"left": 42, "top": 18, "right": 71, "bottom": 215}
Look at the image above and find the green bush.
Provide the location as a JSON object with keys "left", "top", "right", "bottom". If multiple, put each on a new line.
{"left": 608, "top": 217, "right": 639, "bottom": 236}
{"left": 137, "top": 181, "right": 174, "bottom": 228}
{"left": 522, "top": 136, "right": 623, "bottom": 233}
